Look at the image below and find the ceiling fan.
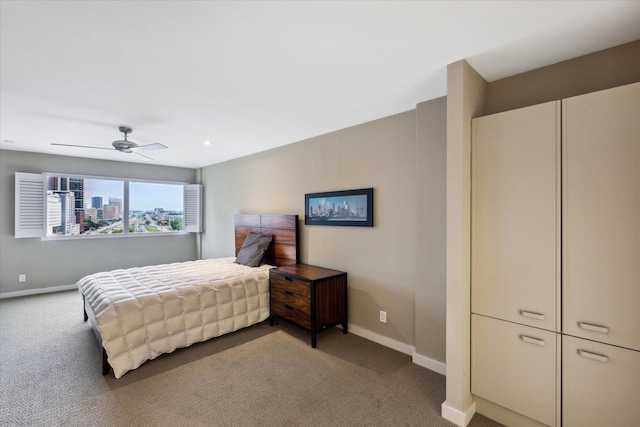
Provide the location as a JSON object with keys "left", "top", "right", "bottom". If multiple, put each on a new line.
{"left": 52, "top": 126, "right": 168, "bottom": 161}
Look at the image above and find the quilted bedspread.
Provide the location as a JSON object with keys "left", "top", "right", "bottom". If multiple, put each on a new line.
{"left": 77, "top": 258, "right": 272, "bottom": 378}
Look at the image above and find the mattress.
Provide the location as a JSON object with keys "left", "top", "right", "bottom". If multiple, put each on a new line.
{"left": 77, "top": 257, "right": 272, "bottom": 378}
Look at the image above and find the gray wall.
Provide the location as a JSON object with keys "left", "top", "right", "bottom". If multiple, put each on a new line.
{"left": 415, "top": 97, "right": 447, "bottom": 364}
{"left": 201, "top": 103, "right": 448, "bottom": 362}
{"left": 0, "top": 150, "right": 198, "bottom": 296}
{"left": 486, "top": 39, "right": 640, "bottom": 115}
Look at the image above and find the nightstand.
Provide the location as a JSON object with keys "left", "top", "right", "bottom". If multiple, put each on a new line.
{"left": 269, "top": 263, "right": 347, "bottom": 348}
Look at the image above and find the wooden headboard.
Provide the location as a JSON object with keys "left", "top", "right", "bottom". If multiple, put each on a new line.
{"left": 234, "top": 214, "right": 299, "bottom": 266}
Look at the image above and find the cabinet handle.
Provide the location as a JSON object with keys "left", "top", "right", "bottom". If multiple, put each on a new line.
{"left": 285, "top": 277, "right": 293, "bottom": 282}
{"left": 519, "top": 310, "right": 545, "bottom": 321}
{"left": 578, "top": 322, "right": 609, "bottom": 334}
{"left": 577, "top": 349, "right": 609, "bottom": 363}
{"left": 519, "top": 335, "right": 545, "bottom": 346}
{"left": 285, "top": 304, "right": 294, "bottom": 311}
{"left": 285, "top": 290, "right": 294, "bottom": 296}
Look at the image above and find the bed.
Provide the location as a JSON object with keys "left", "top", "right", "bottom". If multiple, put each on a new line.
{"left": 79, "top": 214, "right": 299, "bottom": 378}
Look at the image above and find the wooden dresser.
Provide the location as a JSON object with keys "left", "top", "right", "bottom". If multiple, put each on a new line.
{"left": 269, "top": 263, "right": 347, "bottom": 347}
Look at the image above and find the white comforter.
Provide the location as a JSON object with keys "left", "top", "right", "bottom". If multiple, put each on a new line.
{"left": 78, "top": 258, "right": 272, "bottom": 378}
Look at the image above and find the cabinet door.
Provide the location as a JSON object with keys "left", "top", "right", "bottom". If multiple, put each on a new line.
{"left": 563, "top": 335, "right": 640, "bottom": 426}
{"left": 472, "top": 314, "right": 559, "bottom": 427}
{"left": 472, "top": 101, "right": 560, "bottom": 332}
{"left": 563, "top": 82, "right": 640, "bottom": 351}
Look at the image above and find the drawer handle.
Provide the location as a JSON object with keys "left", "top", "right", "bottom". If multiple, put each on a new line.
{"left": 519, "top": 335, "right": 545, "bottom": 346}
{"left": 285, "top": 290, "right": 294, "bottom": 296}
{"left": 285, "top": 277, "right": 293, "bottom": 282}
{"left": 578, "top": 322, "right": 609, "bottom": 334}
{"left": 519, "top": 310, "right": 545, "bottom": 321}
{"left": 285, "top": 304, "right": 294, "bottom": 311}
{"left": 577, "top": 349, "right": 609, "bottom": 363}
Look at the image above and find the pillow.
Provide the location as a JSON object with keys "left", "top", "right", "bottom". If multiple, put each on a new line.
{"left": 235, "top": 232, "right": 273, "bottom": 267}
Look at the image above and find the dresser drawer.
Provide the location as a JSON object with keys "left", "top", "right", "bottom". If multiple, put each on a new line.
{"left": 271, "top": 300, "right": 311, "bottom": 330}
{"left": 270, "top": 274, "right": 311, "bottom": 310}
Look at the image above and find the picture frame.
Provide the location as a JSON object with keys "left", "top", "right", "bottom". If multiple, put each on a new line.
{"left": 305, "top": 188, "right": 373, "bottom": 227}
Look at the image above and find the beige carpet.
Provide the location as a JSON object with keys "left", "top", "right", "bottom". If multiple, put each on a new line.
{"left": 0, "top": 291, "right": 501, "bottom": 427}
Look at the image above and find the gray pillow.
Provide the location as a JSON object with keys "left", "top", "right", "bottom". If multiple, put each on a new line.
{"left": 235, "top": 232, "right": 273, "bottom": 267}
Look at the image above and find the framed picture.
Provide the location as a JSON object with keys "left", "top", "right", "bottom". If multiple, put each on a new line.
{"left": 305, "top": 188, "right": 373, "bottom": 227}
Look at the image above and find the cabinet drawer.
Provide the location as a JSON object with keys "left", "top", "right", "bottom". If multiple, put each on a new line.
{"left": 271, "top": 300, "right": 311, "bottom": 330}
{"left": 472, "top": 314, "right": 559, "bottom": 426}
{"left": 563, "top": 335, "right": 640, "bottom": 427}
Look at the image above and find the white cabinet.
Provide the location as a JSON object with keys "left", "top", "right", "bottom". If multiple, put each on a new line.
{"left": 471, "top": 100, "right": 560, "bottom": 333}
{"left": 562, "top": 83, "right": 640, "bottom": 352}
{"left": 471, "top": 100, "right": 561, "bottom": 426}
{"left": 471, "top": 83, "right": 640, "bottom": 426}
{"left": 472, "top": 314, "right": 559, "bottom": 427}
{"left": 563, "top": 336, "right": 640, "bottom": 427}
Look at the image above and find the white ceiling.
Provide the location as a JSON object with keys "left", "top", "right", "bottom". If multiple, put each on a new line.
{"left": 1, "top": 1, "right": 639, "bottom": 169}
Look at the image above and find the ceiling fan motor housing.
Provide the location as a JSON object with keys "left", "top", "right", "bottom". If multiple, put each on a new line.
{"left": 113, "top": 126, "right": 136, "bottom": 152}
{"left": 112, "top": 140, "right": 137, "bottom": 152}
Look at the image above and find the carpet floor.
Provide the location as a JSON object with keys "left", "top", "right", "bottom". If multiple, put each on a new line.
{"left": 0, "top": 290, "right": 502, "bottom": 427}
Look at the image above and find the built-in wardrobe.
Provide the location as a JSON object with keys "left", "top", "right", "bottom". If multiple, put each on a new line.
{"left": 470, "top": 82, "right": 639, "bottom": 427}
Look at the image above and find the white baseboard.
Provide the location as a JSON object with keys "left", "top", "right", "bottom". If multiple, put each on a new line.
{"left": 441, "top": 400, "right": 476, "bottom": 427}
{"left": 351, "top": 325, "right": 450, "bottom": 421}
{"left": 0, "top": 284, "right": 77, "bottom": 299}
{"left": 412, "top": 352, "right": 446, "bottom": 376}
{"left": 341, "top": 324, "right": 447, "bottom": 376}
{"left": 347, "top": 323, "right": 416, "bottom": 356}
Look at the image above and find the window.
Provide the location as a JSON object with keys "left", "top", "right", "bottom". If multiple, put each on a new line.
{"left": 47, "top": 176, "right": 124, "bottom": 237}
{"left": 15, "top": 172, "right": 201, "bottom": 239}
{"left": 129, "top": 181, "right": 184, "bottom": 234}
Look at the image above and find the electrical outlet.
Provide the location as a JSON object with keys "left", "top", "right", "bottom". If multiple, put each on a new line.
{"left": 19, "top": 274, "right": 26, "bottom": 283}
{"left": 379, "top": 310, "right": 387, "bottom": 323}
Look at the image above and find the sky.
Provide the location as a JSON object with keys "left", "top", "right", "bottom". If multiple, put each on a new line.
{"left": 83, "top": 179, "right": 183, "bottom": 211}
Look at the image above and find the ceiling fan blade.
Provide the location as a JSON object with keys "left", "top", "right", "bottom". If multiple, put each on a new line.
{"left": 51, "top": 143, "right": 113, "bottom": 151}
{"left": 134, "top": 151, "right": 153, "bottom": 161}
{"left": 134, "top": 143, "right": 168, "bottom": 152}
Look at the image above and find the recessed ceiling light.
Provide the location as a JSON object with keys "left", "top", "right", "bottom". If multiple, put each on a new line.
{"left": 204, "top": 140, "right": 211, "bottom": 146}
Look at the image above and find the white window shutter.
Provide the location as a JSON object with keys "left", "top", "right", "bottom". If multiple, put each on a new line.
{"left": 15, "top": 172, "right": 44, "bottom": 238}
{"left": 183, "top": 184, "right": 202, "bottom": 232}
